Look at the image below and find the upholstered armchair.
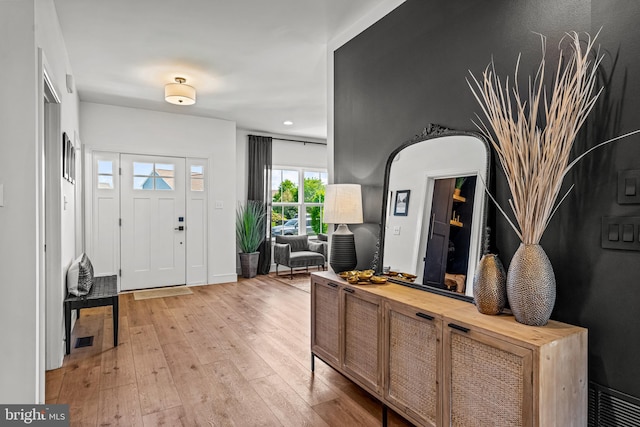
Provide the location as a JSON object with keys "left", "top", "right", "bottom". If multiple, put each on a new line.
{"left": 274, "top": 235, "right": 327, "bottom": 278}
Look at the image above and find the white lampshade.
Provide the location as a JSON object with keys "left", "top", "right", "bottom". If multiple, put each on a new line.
{"left": 324, "top": 184, "right": 363, "bottom": 225}
{"left": 165, "top": 77, "right": 196, "bottom": 105}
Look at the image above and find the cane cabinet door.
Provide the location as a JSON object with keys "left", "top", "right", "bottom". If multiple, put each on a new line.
{"left": 311, "top": 279, "right": 340, "bottom": 366}
{"left": 341, "top": 286, "right": 383, "bottom": 393}
{"left": 443, "top": 322, "right": 533, "bottom": 427}
{"left": 385, "top": 300, "right": 442, "bottom": 427}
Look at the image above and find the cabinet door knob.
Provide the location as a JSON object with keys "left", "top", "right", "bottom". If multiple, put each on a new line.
{"left": 448, "top": 323, "right": 470, "bottom": 333}
{"left": 416, "top": 312, "right": 434, "bottom": 321}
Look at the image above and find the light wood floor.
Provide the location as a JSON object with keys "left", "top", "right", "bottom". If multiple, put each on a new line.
{"left": 46, "top": 275, "right": 414, "bottom": 426}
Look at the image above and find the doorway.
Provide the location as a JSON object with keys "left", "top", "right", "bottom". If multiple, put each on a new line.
{"left": 120, "top": 154, "right": 186, "bottom": 290}
{"left": 88, "top": 151, "right": 206, "bottom": 291}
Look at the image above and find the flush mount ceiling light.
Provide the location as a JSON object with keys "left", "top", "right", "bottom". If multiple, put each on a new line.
{"left": 165, "top": 77, "right": 196, "bottom": 105}
{"left": 283, "top": 120, "right": 293, "bottom": 126}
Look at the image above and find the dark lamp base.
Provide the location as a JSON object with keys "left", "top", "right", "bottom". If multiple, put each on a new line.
{"left": 330, "top": 233, "right": 357, "bottom": 273}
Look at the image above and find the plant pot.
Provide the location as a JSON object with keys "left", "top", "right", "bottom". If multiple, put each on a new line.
{"left": 506, "top": 243, "right": 556, "bottom": 326}
{"left": 473, "top": 253, "right": 507, "bottom": 315}
{"left": 239, "top": 252, "right": 260, "bottom": 278}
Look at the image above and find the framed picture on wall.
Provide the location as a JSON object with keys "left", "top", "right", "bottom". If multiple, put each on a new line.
{"left": 69, "top": 144, "right": 75, "bottom": 184}
{"left": 394, "top": 190, "right": 410, "bottom": 216}
{"left": 62, "top": 132, "right": 69, "bottom": 180}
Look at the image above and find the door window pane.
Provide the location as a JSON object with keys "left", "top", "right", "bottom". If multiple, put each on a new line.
{"left": 98, "top": 175, "right": 114, "bottom": 189}
{"left": 133, "top": 176, "right": 150, "bottom": 190}
{"left": 190, "top": 165, "right": 204, "bottom": 191}
{"left": 156, "top": 177, "right": 175, "bottom": 190}
{"left": 98, "top": 160, "right": 113, "bottom": 175}
{"left": 133, "top": 162, "right": 153, "bottom": 177}
{"left": 97, "top": 160, "right": 114, "bottom": 189}
{"left": 133, "top": 162, "right": 176, "bottom": 190}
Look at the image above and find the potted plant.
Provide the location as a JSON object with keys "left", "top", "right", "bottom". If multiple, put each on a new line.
{"left": 453, "top": 177, "right": 466, "bottom": 198}
{"left": 236, "top": 200, "right": 266, "bottom": 278}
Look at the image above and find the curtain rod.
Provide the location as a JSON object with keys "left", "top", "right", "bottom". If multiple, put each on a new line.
{"left": 250, "top": 134, "right": 326, "bottom": 146}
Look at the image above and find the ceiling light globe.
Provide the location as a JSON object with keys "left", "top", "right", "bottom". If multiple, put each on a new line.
{"left": 165, "top": 78, "right": 196, "bottom": 105}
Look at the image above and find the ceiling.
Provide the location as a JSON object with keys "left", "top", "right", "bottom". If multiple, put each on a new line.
{"left": 53, "top": 0, "right": 393, "bottom": 140}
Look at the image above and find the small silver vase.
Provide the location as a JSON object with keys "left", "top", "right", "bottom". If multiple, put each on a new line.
{"left": 473, "top": 254, "right": 506, "bottom": 315}
{"left": 506, "top": 243, "right": 556, "bottom": 326}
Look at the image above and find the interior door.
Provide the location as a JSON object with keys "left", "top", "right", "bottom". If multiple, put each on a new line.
{"left": 120, "top": 154, "right": 186, "bottom": 290}
{"left": 423, "top": 178, "right": 454, "bottom": 288}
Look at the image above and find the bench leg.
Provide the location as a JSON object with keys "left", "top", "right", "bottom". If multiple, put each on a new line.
{"left": 64, "top": 302, "right": 72, "bottom": 355}
{"left": 113, "top": 295, "right": 119, "bottom": 347}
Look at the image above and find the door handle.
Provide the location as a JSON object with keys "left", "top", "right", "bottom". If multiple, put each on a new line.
{"left": 174, "top": 226, "right": 185, "bottom": 231}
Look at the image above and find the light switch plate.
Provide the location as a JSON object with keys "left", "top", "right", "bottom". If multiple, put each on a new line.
{"left": 602, "top": 216, "right": 640, "bottom": 251}
{"left": 618, "top": 170, "right": 640, "bottom": 204}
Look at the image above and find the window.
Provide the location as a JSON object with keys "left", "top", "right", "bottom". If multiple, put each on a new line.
{"left": 97, "top": 160, "right": 114, "bottom": 189}
{"left": 132, "top": 162, "right": 175, "bottom": 190}
{"left": 190, "top": 165, "right": 205, "bottom": 191}
{"left": 271, "top": 168, "right": 327, "bottom": 237}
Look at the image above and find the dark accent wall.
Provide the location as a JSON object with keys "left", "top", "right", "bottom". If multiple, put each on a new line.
{"left": 335, "top": 0, "right": 640, "bottom": 398}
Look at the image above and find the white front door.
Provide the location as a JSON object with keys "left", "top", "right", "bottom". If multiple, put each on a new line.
{"left": 120, "top": 154, "right": 186, "bottom": 290}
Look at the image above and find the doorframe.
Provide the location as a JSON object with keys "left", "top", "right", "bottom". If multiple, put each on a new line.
{"left": 85, "top": 147, "right": 210, "bottom": 290}
{"left": 38, "top": 50, "right": 63, "bottom": 399}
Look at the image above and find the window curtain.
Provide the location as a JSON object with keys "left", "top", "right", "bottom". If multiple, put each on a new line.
{"left": 247, "top": 135, "right": 272, "bottom": 275}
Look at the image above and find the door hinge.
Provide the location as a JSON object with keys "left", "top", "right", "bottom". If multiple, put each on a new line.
{"left": 119, "top": 269, "right": 122, "bottom": 277}
{"left": 119, "top": 167, "right": 122, "bottom": 175}
{"left": 119, "top": 218, "right": 122, "bottom": 226}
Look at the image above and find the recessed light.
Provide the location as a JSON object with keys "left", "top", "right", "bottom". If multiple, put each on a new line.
{"left": 283, "top": 120, "right": 293, "bottom": 126}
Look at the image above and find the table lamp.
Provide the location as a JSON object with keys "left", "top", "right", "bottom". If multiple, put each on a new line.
{"left": 324, "top": 184, "right": 363, "bottom": 273}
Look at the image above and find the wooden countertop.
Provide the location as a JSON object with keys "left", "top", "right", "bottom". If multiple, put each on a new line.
{"left": 311, "top": 271, "right": 587, "bottom": 348}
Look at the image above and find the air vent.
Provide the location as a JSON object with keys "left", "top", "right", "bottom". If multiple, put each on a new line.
{"left": 75, "top": 336, "right": 94, "bottom": 349}
{"left": 589, "top": 382, "right": 640, "bottom": 426}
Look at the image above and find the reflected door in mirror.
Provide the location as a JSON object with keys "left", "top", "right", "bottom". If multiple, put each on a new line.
{"left": 423, "top": 176, "right": 476, "bottom": 294}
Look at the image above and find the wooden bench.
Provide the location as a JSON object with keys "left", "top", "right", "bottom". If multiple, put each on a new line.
{"left": 64, "top": 274, "right": 118, "bottom": 355}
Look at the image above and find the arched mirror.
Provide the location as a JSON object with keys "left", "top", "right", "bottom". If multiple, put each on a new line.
{"left": 379, "top": 124, "right": 491, "bottom": 301}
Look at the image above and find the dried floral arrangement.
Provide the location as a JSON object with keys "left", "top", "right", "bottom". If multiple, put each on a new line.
{"left": 467, "top": 30, "right": 638, "bottom": 245}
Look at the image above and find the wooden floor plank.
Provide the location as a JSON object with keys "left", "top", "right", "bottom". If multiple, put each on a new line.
{"left": 251, "top": 373, "right": 330, "bottom": 427}
{"left": 129, "top": 324, "right": 182, "bottom": 415}
{"left": 200, "top": 359, "right": 282, "bottom": 426}
{"left": 141, "top": 406, "right": 189, "bottom": 427}
{"left": 312, "top": 397, "right": 380, "bottom": 427}
{"left": 45, "top": 367, "right": 65, "bottom": 404}
{"left": 96, "top": 383, "right": 144, "bottom": 427}
{"left": 100, "top": 316, "right": 136, "bottom": 390}
{"left": 171, "top": 307, "right": 232, "bottom": 364}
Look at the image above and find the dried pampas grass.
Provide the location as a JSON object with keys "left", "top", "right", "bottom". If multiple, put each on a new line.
{"left": 468, "top": 30, "right": 638, "bottom": 245}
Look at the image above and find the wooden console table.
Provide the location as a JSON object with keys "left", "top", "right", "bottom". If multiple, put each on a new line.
{"left": 310, "top": 271, "right": 587, "bottom": 427}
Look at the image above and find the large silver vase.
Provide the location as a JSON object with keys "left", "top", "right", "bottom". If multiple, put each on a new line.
{"left": 507, "top": 243, "right": 556, "bottom": 326}
{"left": 473, "top": 254, "right": 507, "bottom": 315}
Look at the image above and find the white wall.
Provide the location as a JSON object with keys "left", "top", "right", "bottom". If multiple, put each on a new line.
{"left": 80, "top": 102, "right": 237, "bottom": 284}
{"left": 0, "top": 0, "right": 80, "bottom": 403}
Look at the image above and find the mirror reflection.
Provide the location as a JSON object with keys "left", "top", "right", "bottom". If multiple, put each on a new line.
{"left": 380, "top": 125, "right": 490, "bottom": 300}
